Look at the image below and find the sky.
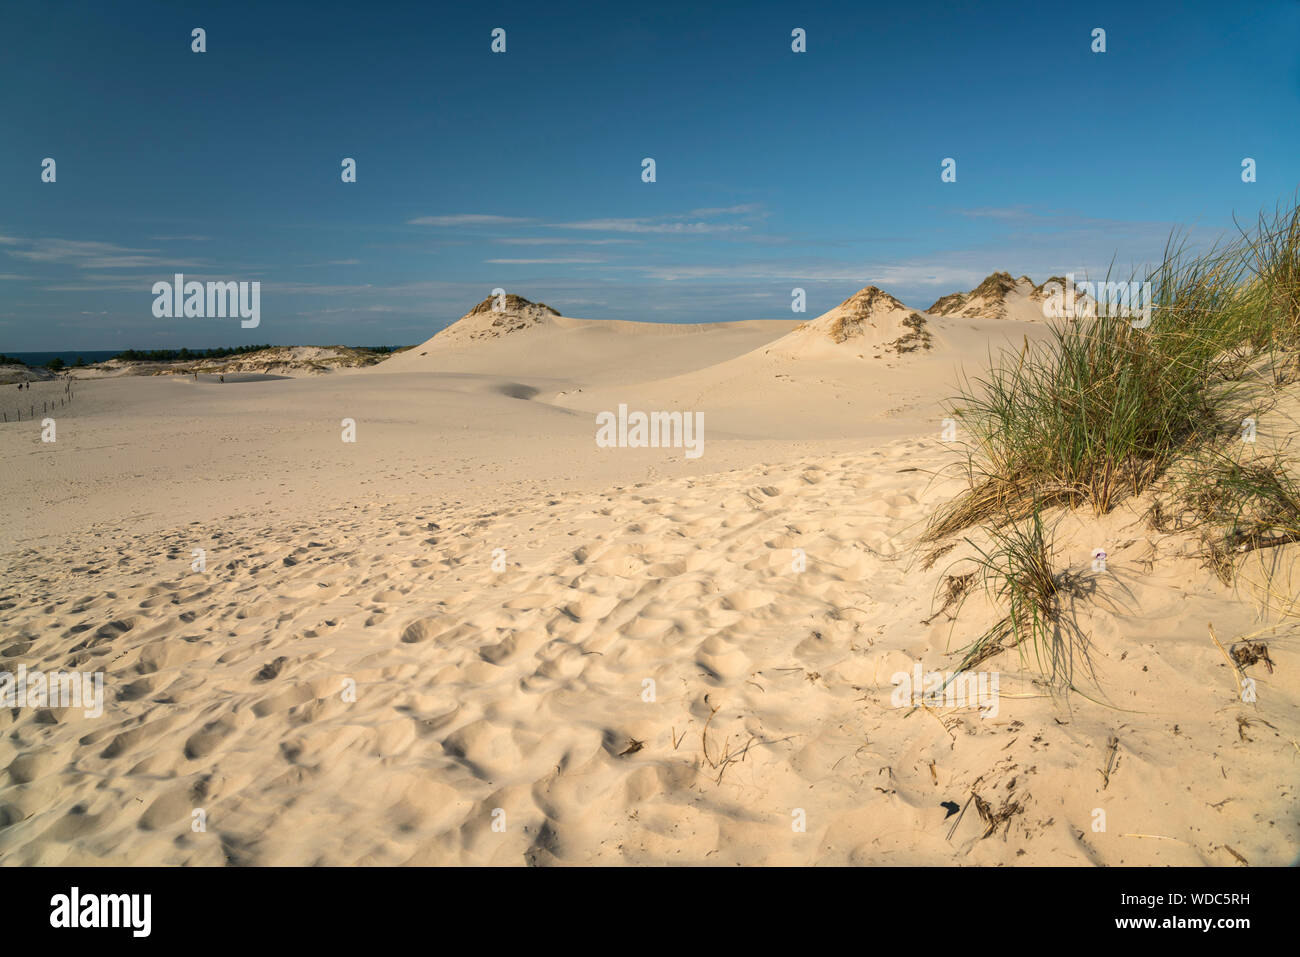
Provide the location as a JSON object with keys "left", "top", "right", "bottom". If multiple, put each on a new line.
{"left": 1, "top": 0, "right": 1298, "bottom": 351}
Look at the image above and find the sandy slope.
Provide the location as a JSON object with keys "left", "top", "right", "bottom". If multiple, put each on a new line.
{"left": 1, "top": 295, "right": 1296, "bottom": 866}
{"left": 552, "top": 304, "right": 1049, "bottom": 439}
{"left": 377, "top": 308, "right": 802, "bottom": 387}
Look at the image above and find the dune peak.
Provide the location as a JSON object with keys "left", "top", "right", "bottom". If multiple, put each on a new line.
{"left": 927, "top": 271, "right": 1039, "bottom": 320}
{"left": 798, "top": 286, "right": 909, "bottom": 343}
{"left": 464, "top": 293, "right": 560, "bottom": 320}
{"left": 758, "top": 285, "right": 932, "bottom": 356}
{"left": 432, "top": 293, "right": 562, "bottom": 344}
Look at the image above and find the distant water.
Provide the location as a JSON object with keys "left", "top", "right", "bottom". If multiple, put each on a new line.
{"left": 7, "top": 351, "right": 119, "bottom": 367}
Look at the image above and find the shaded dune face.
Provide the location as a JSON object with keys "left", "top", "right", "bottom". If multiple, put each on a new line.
{"left": 492, "top": 382, "right": 540, "bottom": 400}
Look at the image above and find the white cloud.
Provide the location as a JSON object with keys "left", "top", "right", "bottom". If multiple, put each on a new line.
{"left": 632, "top": 259, "right": 987, "bottom": 287}
{"left": 486, "top": 257, "right": 606, "bottom": 264}
{"left": 7, "top": 238, "right": 205, "bottom": 270}
{"left": 686, "top": 203, "right": 763, "bottom": 217}
{"left": 548, "top": 218, "right": 749, "bottom": 234}
{"left": 407, "top": 214, "right": 533, "bottom": 226}
{"left": 496, "top": 237, "right": 636, "bottom": 245}
{"left": 953, "top": 206, "right": 1037, "bottom": 221}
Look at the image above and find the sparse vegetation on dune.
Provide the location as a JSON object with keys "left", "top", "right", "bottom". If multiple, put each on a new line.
{"left": 943, "top": 506, "right": 1093, "bottom": 689}
{"left": 1158, "top": 442, "right": 1300, "bottom": 584}
{"left": 60, "top": 344, "right": 415, "bottom": 376}
{"left": 924, "top": 196, "right": 1300, "bottom": 688}
{"left": 1237, "top": 200, "right": 1300, "bottom": 380}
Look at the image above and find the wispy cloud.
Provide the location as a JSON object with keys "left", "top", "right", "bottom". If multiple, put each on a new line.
{"left": 407, "top": 214, "right": 533, "bottom": 226}
{"left": 496, "top": 237, "right": 636, "bottom": 246}
{"left": 486, "top": 257, "right": 606, "bottom": 265}
{"left": 547, "top": 218, "right": 749, "bottom": 234}
{"left": 632, "top": 259, "right": 988, "bottom": 287}
{"left": 545, "top": 204, "right": 763, "bottom": 235}
{"left": 7, "top": 238, "right": 205, "bottom": 270}
{"left": 687, "top": 203, "right": 764, "bottom": 217}
{"left": 953, "top": 206, "right": 1038, "bottom": 221}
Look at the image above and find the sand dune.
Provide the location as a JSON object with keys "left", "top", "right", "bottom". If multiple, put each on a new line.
{"left": 928, "top": 272, "right": 1055, "bottom": 323}
{"left": 377, "top": 293, "right": 802, "bottom": 387}
{"left": 1, "top": 291, "right": 1296, "bottom": 867}
{"left": 550, "top": 288, "right": 1054, "bottom": 440}
{"left": 769, "top": 286, "right": 933, "bottom": 356}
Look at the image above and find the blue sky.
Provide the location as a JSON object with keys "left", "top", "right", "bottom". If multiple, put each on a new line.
{"left": 2, "top": 0, "right": 1298, "bottom": 350}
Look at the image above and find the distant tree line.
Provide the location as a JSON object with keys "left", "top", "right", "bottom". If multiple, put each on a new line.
{"left": 0, "top": 354, "right": 81, "bottom": 370}
{"left": 111, "top": 344, "right": 272, "bottom": 362}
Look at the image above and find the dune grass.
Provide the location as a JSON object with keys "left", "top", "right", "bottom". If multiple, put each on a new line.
{"left": 942, "top": 506, "right": 1090, "bottom": 689}
{"left": 925, "top": 237, "right": 1264, "bottom": 541}
{"left": 1236, "top": 199, "right": 1300, "bottom": 381}
{"left": 924, "top": 197, "right": 1300, "bottom": 687}
{"left": 1162, "top": 445, "right": 1300, "bottom": 584}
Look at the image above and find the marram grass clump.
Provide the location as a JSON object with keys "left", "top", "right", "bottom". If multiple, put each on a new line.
{"left": 923, "top": 196, "right": 1300, "bottom": 687}
{"left": 927, "top": 200, "right": 1300, "bottom": 543}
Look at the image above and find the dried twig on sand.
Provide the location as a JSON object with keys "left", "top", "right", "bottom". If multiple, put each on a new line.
{"left": 1099, "top": 734, "right": 1120, "bottom": 790}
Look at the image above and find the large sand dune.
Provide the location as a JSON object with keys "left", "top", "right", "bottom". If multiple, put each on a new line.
{"left": 550, "top": 289, "right": 1051, "bottom": 439}
{"left": 1, "top": 292, "right": 1296, "bottom": 866}
{"left": 377, "top": 293, "right": 802, "bottom": 387}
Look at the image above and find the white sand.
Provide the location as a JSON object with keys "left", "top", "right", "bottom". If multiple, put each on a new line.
{"left": 1, "top": 294, "right": 1295, "bottom": 866}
